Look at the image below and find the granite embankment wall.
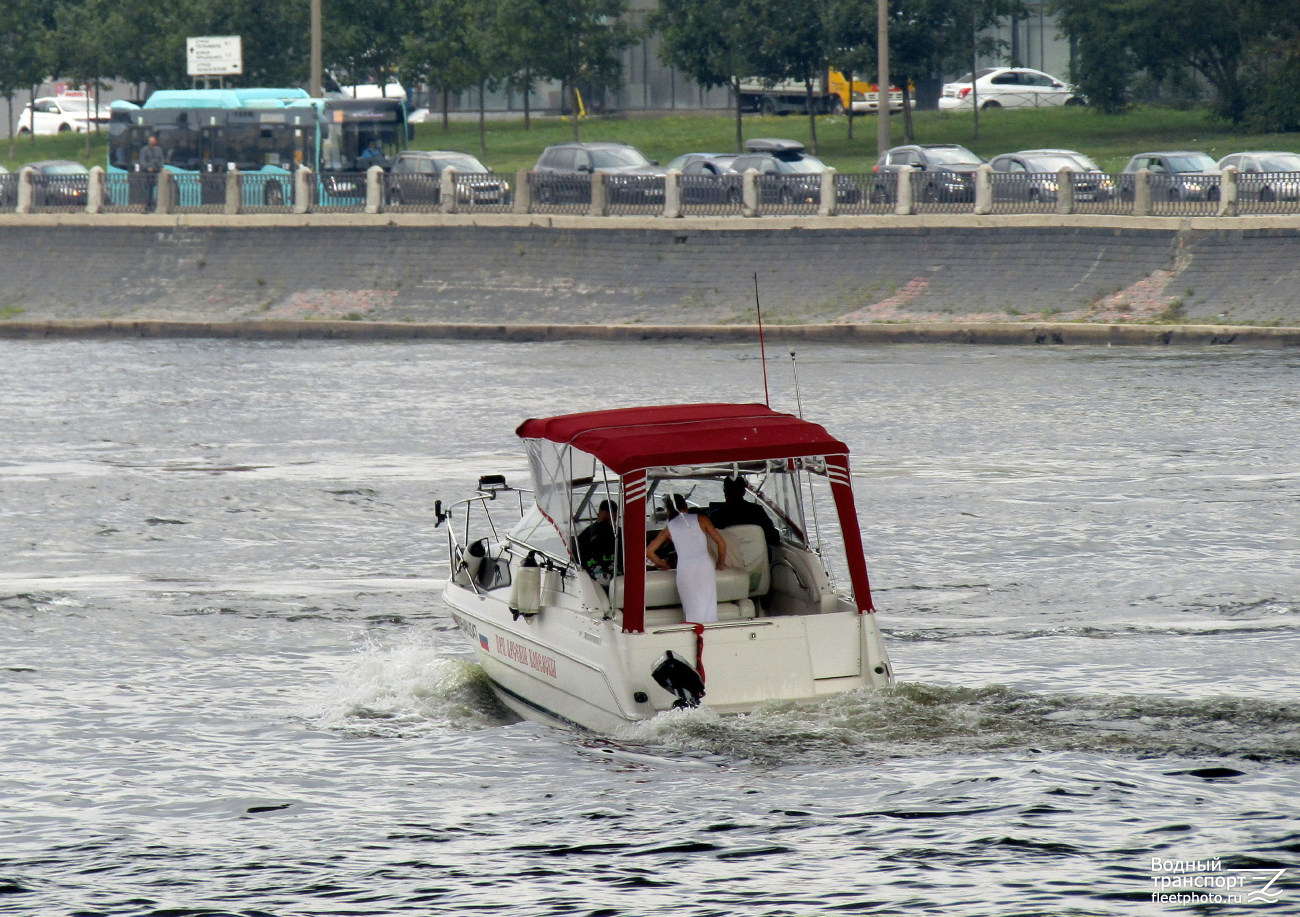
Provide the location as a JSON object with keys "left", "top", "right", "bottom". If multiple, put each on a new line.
{"left": 1, "top": 214, "right": 1299, "bottom": 330}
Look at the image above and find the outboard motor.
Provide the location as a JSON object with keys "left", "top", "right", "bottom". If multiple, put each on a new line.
{"left": 509, "top": 551, "right": 542, "bottom": 620}
{"left": 652, "top": 651, "right": 706, "bottom": 709}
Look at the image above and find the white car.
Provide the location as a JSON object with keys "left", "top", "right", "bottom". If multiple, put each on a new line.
{"left": 16, "top": 95, "right": 113, "bottom": 135}
{"left": 940, "top": 68, "right": 1084, "bottom": 110}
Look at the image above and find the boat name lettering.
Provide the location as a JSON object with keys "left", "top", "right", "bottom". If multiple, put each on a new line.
{"left": 495, "top": 635, "right": 557, "bottom": 678}
{"left": 450, "top": 613, "right": 477, "bottom": 640}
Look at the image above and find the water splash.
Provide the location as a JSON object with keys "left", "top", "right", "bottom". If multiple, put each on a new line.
{"left": 314, "top": 632, "right": 513, "bottom": 735}
{"left": 620, "top": 683, "right": 1300, "bottom": 767}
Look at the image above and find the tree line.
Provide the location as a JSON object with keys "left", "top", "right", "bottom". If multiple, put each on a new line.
{"left": 0, "top": 0, "right": 1019, "bottom": 159}
{"left": 4, "top": 0, "right": 1300, "bottom": 162}
{"left": 1056, "top": 0, "right": 1300, "bottom": 130}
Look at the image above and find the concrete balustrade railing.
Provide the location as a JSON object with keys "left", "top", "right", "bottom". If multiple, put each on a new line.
{"left": 742, "top": 169, "right": 759, "bottom": 217}
{"left": 818, "top": 167, "right": 837, "bottom": 217}
{"left": 974, "top": 165, "right": 992, "bottom": 215}
{"left": 86, "top": 167, "right": 105, "bottom": 214}
{"left": 1134, "top": 169, "right": 1152, "bottom": 217}
{"left": 294, "top": 167, "right": 313, "bottom": 214}
{"left": 224, "top": 167, "right": 242, "bottom": 216}
{"left": 6, "top": 160, "right": 1295, "bottom": 220}
{"left": 365, "top": 166, "right": 384, "bottom": 214}
{"left": 1219, "top": 166, "right": 1239, "bottom": 217}
{"left": 895, "top": 165, "right": 915, "bottom": 215}
{"left": 664, "top": 169, "right": 682, "bottom": 219}
{"left": 16, "top": 167, "right": 35, "bottom": 214}
{"left": 1056, "top": 167, "right": 1074, "bottom": 215}
{"left": 440, "top": 166, "right": 459, "bottom": 214}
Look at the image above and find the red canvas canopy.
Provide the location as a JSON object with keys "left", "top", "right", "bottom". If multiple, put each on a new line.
{"left": 518, "top": 404, "right": 875, "bottom": 633}
{"left": 516, "top": 403, "right": 850, "bottom": 473}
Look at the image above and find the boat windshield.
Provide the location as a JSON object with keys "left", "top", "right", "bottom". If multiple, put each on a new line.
{"left": 507, "top": 504, "right": 568, "bottom": 559}
{"left": 644, "top": 461, "right": 822, "bottom": 550}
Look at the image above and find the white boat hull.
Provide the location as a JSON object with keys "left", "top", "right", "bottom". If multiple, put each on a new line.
{"left": 445, "top": 579, "right": 894, "bottom": 733}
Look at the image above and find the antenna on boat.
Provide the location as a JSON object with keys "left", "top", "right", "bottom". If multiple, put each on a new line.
{"left": 754, "top": 272, "right": 770, "bottom": 407}
{"left": 790, "top": 350, "right": 804, "bottom": 418}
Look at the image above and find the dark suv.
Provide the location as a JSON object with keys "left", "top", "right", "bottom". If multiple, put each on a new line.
{"left": 872, "top": 144, "right": 984, "bottom": 202}
{"left": 728, "top": 138, "right": 860, "bottom": 205}
{"left": 532, "top": 142, "right": 664, "bottom": 204}
{"left": 387, "top": 150, "right": 509, "bottom": 206}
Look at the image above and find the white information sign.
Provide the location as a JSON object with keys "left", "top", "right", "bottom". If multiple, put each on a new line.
{"left": 186, "top": 36, "right": 243, "bottom": 77}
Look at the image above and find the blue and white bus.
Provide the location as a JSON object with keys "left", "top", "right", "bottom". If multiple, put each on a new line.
{"left": 108, "top": 88, "right": 411, "bottom": 208}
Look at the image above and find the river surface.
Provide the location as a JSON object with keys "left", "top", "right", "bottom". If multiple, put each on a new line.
{"left": 1, "top": 340, "right": 1297, "bottom": 916}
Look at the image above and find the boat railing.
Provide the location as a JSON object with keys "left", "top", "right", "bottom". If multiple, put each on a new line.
{"left": 435, "top": 481, "right": 535, "bottom": 596}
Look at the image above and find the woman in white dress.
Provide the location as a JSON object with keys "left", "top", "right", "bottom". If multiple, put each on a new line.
{"left": 646, "top": 494, "right": 728, "bottom": 624}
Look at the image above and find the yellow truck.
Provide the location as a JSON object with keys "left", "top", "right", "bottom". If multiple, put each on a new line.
{"left": 738, "top": 70, "right": 909, "bottom": 116}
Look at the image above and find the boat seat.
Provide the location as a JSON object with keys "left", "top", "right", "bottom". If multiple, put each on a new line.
{"left": 617, "top": 599, "right": 756, "bottom": 628}
{"left": 711, "top": 524, "right": 770, "bottom": 596}
{"left": 610, "top": 523, "right": 770, "bottom": 610}
{"left": 610, "top": 567, "right": 750, "bottom": 609}
{"left": 770, "top": 545, "right": 841, "bottom": 615}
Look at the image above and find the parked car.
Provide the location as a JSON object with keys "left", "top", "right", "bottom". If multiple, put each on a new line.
{"left": 1016, "top": 148, "right": 1105, "bottom": 172}
{"left": 1216, "top": 151, "right": 1300, "bottom": 202}
{"left": 728, "top": 138, "right": 861, "bottom": 205}
{"left": 22, "top": 160, "right": 90, "bottom": 207}
{"left": 872, "top": 144, "right": 983, "bottom": 202}
{"left": 17, "top": 94, "right": 113, "bottom": 135}
{"left": 1120, "top": 151, "right": 1220, "bottom": 201}
{"left": 666, "top": 153, "right": 743, "bottom": 205}
{"left": 665, "top": 152, "right": 738, "bottom": 174}
{"left": 387, "top": 150, "right": 509, "bottom": 206}
{"left": 940, "top": 68, "right": 1083, "bottom": 110}
{"left": 988, "top": 150, "right": 1115, "bottom": 202}
{"left": 533, "top": 142, "right": 665, "bottom": 205}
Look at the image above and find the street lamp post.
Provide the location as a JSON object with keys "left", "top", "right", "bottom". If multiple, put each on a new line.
{"left": 310, "top": 0, "right": 322, "bottom": 98}
{"left": 877, "top": 0, "right": 890, "bottom": 158}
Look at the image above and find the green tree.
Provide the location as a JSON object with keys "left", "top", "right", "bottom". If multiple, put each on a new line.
{"left": 1054, "top": 0, "right": 1291, "bottom": 123}
{"left": 745, "top": 0, "right": 831, "bottom": 154}
{"left": 99, "top": 0, "right": 189, "bottom": 93}
{"left": 406, "top": 0, "right": 478, "bottom": 130}
{"left": 186, "top": 0, "right": 311, "bottom": 88}
{"left": 533, "top": 0, "right": 638, "bottom": 142}
{"left": 54, "top": 0, "right": 112, "bottom": 156}
{"left": 497, "top": 0, "right": 552, "bottom": 128}
{"left": 465, "top": 0, "right": 514, "bottom": 156}
{"left": 654, "top": 0, "right": 757, "bottom": 153}
{"left": 1052, "top": 0, "right": 1141, "bottom": 113}
{"left": 0, "top": 0, "right": 54, "bottom": 158}
{"left": 825, "top": 0, "right": 875, "bottom": 140}
{"left": 324, "top": 0, "right": 410, "bottom": 92}
{"left": 890, "top": 0, "right": 1017, "bottom": 141}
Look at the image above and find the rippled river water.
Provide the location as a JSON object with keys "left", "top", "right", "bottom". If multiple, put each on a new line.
{"left": 1, "top": 340, "right": 1297, "bottom": 916}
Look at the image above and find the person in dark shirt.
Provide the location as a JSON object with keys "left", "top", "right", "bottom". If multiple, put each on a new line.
{"left": 138, "top": 135, "right": 165, "bottom": 172}
{"left": 137, "top": 136, "right": 165, "bottom": 212}
{"left": 576, "top": 500, "right": 619, "bottom": 585}
{"left": 708, "top": 476, "right": 780, "bottom": 547}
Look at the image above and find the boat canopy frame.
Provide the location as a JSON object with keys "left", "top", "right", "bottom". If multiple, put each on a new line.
{"left": 516, "top": 404, "right": 876, "bottom": 633}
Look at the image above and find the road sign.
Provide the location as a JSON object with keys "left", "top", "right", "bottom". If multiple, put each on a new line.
{"left": 187, "top": 36, "right": 243, "bottom": 77}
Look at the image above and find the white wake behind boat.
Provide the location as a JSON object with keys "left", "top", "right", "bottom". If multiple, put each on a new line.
{"left": 438, "top": 403, "right": 893, "bottom": 732}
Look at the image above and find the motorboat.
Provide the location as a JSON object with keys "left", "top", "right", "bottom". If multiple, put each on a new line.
{"left": 438, "top": 403, "right": 894, "bottom": 732}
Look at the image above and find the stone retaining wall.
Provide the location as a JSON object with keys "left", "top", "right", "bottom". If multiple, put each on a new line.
{"left": 1, "top": 214, "right": 1298, "bottom": 327}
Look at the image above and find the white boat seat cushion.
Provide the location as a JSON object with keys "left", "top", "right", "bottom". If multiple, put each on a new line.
{"left": 611, "top": 567, "right": 751, "bottom": 609}
{"left": 619, "top": 599, "right": 757, "bottom": 628}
